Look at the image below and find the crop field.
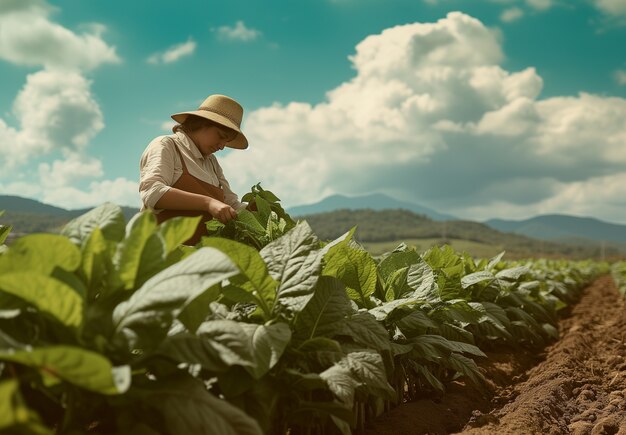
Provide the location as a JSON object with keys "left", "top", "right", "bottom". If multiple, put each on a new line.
{"left": 0, "top": 186, "right": 625, "bottom": 435}
{"left": 363, "top": 238, "right": 506, "bottom": 259}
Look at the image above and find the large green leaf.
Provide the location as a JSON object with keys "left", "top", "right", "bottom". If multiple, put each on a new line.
{"left": 260, "top": 222, "right": 322, "bottom": 313}
{"left": 323, "top": 242, "right": 377, "bottom": 307}
{"left": 145, "top": 375, "right": 263, "bottom": 435}
{"left": 486, "top": 251, "right": 505, "bottom": 270}
{"left": 408, "top": 360, "right": 444, "bottom": 392}
{"left": 410, "top": 334, "right": 486, "bottom": 360}
{"left": 0, "top": 346, "right": 130, "bottom": 394}
{"left": 114, "top": 212, "right": 166, "bottom": 290}
{"left": 201, "top": 238, "right": 277, "bottom": 313}
{"left": 406, "top": 259, "right": 437, "bottom": 300}
{"left": 384, "top": 267, "right": 409, "bottom": 301}
{"left": 0, "top": 379, "right": 51, "bottom": 434}
{"left": 396, "top": 310, "right": 437, "bottom": 337}
{"left": 0, "top": 272, "right": 83, "bottom": 328}
{"left": 377, "top": 248, "right": 422, "bottom": 282}
{"left": 319, "top": 228, "right": 356, "bottom": 256}
{"left": 158, "top": 320, "right": 256, "bottom": 372}
{"left": 445, "top": 352, "right": 486, "bottom": 389}
{"left": 61, "top": 202, "right": 126, "bottom": 244}
{"left": 320, "top": 351, "right": 394, "bottom": 406}
{"left": 495, "top": 266, "right": 529, "bottom": 282}
{"left": 240, "top": 322, "right": 291, "bottom": 379}
{"left": 0, "top": 234, "right": 80, "bottom": 275}
{"left": 79, "top": 227, "right": 109, "bottom": 296}
{"left": 112, "top": 247, "right": 239, "bottom": 351}
{"left": 293, "top": 276, "right": 351, "bottom": 342}
{"left": 318, "top": 364, "right": 359, "bottom": 407}
{"left": 158, "top": 216, "right": 201, "bottom": 255}
{"left": 254, "top": 195, "right": 272, "bottom": 228}
{"left": 235, "top": 209, "right": 267, "bottom": 235}
{"left": 0, "top": 224, "right": 11, "bottom": 245}
{"left": 369, "top": 297, "right": 417, "bottom": 321}
{"left": 460, "top": 271, "right": 495, "bottom": 289}
{"left": 340, "top": 313, "right": 391, "bottom": 352}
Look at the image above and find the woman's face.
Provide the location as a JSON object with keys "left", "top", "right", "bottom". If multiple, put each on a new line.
{"left": 193, "top": 125, "right": 235, "bottom": 155}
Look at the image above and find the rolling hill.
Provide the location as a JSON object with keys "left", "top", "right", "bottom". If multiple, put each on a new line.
{"left": 0, "top": 195, "right": 139, "bottom": 235}
{"left": 300, "top": 209, "right": 620, "bottom": 259}
{"left": 2, "top": 194, "right": 623, "bottom": 259}
{"left": 485, "top": 215, "right": 626, "bottom": 244}
{"left": 288, "top": 193, "right": 456, "bottom": 221}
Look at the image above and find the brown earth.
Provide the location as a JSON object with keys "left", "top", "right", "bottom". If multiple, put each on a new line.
{"left": 364, "top": 275, "right": 626, "bottom": 435}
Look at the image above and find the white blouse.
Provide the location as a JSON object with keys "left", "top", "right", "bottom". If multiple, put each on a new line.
{"left": 139, "top": 130, "right": 243, "bottom": 212}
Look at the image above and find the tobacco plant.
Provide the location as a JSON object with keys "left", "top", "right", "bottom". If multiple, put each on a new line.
{"left": 0, "top": 186, "right": 606, "bottom": 435}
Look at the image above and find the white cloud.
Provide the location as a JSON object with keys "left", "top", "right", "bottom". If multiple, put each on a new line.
{"left": 218, "top": 11, "right": 626, "bottom": 223}
{"left": 214, "top": 21, "right": 261, "bottom": 42}
{"left": 0, "top": 1, "right": 120, "bottom": 71}
{"left": 593, "top": 0, "right": 626, "bottom": 16}
{"left": 38, "top": 154, "right": 104, "bottom": 188}
{"left": 2, "top": 69, "right": 104, "bottom": 166}
{"left": 457, "top": 172, "right": 626, "bottom": 224}
{"left": 0, "top": 0, "right": 53, "bottom": 16}
{"left": 160, "top": 120, "right": 177, "bottom": 131}
{"left": 614, "top": 69, "right": 626, "bottom": 85}
{"left": 0, "top": 181, "right": 42, "bottom": 199}
{"left": 0, "top": 0, "right": 134, "bottom": 211}
{"left": 501, "top": 7, "right": 525, "bottom": 22}
{"left": 41, "top": 177, "right": 140, "bottom": 209}
{"left": 147, "top": 39, "right": 196, "bottom": 64}
{"left": 1, "top": 167, "right": 139, "bottom": 210}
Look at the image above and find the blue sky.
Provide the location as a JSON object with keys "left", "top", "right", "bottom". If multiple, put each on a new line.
{"left": 1, "top": 0, "right": 626, "bottom": 223}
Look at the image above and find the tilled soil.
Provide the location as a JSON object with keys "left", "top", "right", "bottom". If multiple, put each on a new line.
{"left": 365, "top": 276, "right": 626, "bottom": 435}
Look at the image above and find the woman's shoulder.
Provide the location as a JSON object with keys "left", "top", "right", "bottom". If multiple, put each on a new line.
{"left": 149, "top": 133, "right": 178, "bottom": 147}
{"left": 143, "top": 134, "right": 178, "bottom": 154}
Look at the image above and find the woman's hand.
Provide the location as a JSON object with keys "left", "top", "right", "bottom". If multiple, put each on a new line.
{"left": 207, "top": 199, "right": 237, "bottom": 224}
{"left": 154, "top": 188, "right": 237, "bottom": 223}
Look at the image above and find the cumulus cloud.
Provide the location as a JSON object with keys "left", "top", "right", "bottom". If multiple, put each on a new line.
{"left": 38, "top": 154, "right": 104, "bottom": 188}
{"left": 0, "top": 1, "right": 120, "bottom": 71}
{"left": 457, "top": 172, "right": 626, "bottom": 224}
{"left": 0, "top": 70, "right": 104, "bottom": 171}
{"left": 219, "top": 11, "right": 626, "bottom": 223}
{"left": 147, "top": 39, "right": 196, "bottom": 64}
{"left": 214, "top": 21, "right": 261, "bottom": 42}
{"left": 41, "top": 177, "right": 140, "bottom": 209}
{"left": 501, "top": 7, "right": 525, "bottom": 22}
{"left": 593, "top": 0, "right": 626, "bottom": 16}
{"left": 0, "top": 0, "right": 135, "bottom": 210}
{"left": 14, "top": 70, "right": 104, "bottom": 153}
{"left": 160, "top": 120, "right": 177, "bottom": 131}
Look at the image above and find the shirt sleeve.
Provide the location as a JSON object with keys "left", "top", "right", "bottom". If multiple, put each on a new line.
{"left": 210, "top": 155, "right": 246, "bottom": 211}
{"left": 139, "top": 137, "right": 177, "bottom": 211}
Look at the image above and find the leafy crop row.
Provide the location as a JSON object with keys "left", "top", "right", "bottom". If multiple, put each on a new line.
{"left": 611, "top": 261, "right": 626, "bottom": 296}
{"left": 0, "top": 189, "right": 606, "bottom": 434}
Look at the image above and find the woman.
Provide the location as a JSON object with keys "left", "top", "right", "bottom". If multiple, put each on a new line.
{"left": 139, "top": 94, "right": 248, "bottom": 245}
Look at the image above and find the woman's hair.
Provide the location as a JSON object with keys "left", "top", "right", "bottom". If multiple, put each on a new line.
{"left": 172, "top": 115, "right": 237, "bottom": 140}
{"left": 172, "top": 115, "right": 220, "bottom": 134}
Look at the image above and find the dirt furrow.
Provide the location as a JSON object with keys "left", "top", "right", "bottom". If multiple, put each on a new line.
{"left": 365, "top": 276, "right": 626, "bottom": 435}
{"left": 461, "top": 275, "right": 626, "bottom": 435}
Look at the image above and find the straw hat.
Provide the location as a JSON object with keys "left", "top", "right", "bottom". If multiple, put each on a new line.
{"left": 171, "top": 94, "right": 248, "bottom": 149}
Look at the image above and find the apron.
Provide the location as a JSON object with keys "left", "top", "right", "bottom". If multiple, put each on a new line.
{"left": 155, "top": 140, "right": 225, "bottom": 245}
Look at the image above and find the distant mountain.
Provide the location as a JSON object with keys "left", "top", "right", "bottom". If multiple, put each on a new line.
{"left": 0, "top": 195, "right": 139, "bottom": 235}
{"left": 288, "top": 193, "right": 456, "bottom": 221}
{"left": 485, "top": 214, "right": 626, "bottom": 244}
{"left": 299, "top": 209, "right": 620, "bottom": 259}
{"left": 0, "top": 195, "right": 67, "bottom": 215}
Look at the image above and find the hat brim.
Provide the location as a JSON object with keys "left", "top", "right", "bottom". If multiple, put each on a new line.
{"left": 171, "top": 110, "right": 248, "bottom": 150}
